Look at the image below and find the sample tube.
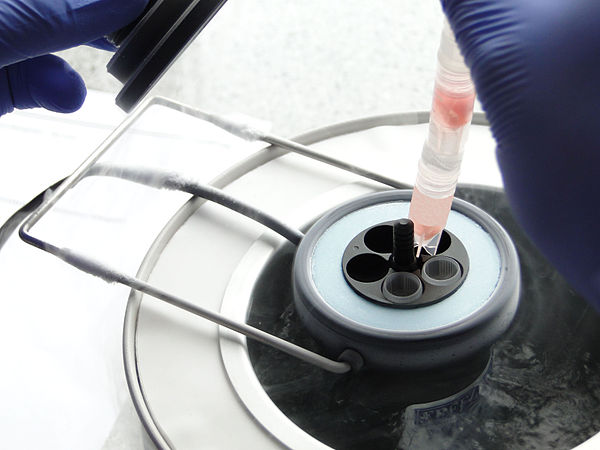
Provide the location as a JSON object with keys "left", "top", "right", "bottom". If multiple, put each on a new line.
{"left": 409, "top": 18, "right": 476, "bottom": 256}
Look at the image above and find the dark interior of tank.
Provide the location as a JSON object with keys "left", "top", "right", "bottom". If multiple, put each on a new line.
{"left": 247, "top": 185, "right": 600, "bottom": 450}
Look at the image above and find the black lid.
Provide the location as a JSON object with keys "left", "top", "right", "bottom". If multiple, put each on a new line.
{"left": 107, "top": 0, "right": 228, "bottom": 112}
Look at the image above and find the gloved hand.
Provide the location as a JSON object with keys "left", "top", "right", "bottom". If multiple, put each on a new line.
{"left": 0, "top": 0, "right": 148, "bottom": 116}
{"left": 442, "top": 0, "right": 600, "bottom": 310}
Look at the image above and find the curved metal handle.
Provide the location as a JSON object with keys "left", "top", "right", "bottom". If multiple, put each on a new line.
{"left": 16, "top": 96, "right": 419, "bottom": 374}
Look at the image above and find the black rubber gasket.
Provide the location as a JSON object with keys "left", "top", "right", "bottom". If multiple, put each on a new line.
{"left": 106, "top": 0, "right": 161, "bottom": 48}
{"left": 107, "top": 0, "right": 191, "bottom": 82}
{"left": 107, "top": 0, "right": 228, "bottom": 112}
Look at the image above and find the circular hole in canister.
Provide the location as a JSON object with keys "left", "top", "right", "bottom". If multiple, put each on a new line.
{"left": 346, "top": 254, "right": 389, "bottom": 283}
{"left": 364, "top": 225, "right": 393, "bottom": 253}
{"left": 382, "top": 272, "right": 423, "bottom": 304}
{"left": 421, "top": 256, "right": 461, "bottom": 286}
{"left": 436, "top": 231, "right": 452, "bottom": 253}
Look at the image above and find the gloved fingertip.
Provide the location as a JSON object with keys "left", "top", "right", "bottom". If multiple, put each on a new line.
{"left": 9, "top": 55, "right": 87, "bottom": 113}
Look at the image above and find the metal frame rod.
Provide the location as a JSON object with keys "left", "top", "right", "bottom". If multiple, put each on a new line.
{"left": 87, "top": 164, "right": 304, "bottom": 245}
{"left": 20, "top": 97, "right": 155, "bottom": 234}
{"left": 54, "top": 248, "right": 350, "bottom": 374}
{"left": 150, "top": 97, "right": 408, "bottom": 189}
{"left": 20, "top": 197, "right": 350, "bottom": 374}
{"left": 18, "top": 96, "right": 377, "bottom": 374}
{"left": 260, "top": 133, "right": 406, "bottom": 189}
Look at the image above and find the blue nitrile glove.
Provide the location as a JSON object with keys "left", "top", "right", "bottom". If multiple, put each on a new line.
{"left": 442, "top": 0, "right": 600, "bottom": 310}
{"left": 0, "top": 0, "right": 148, "bottom": 117}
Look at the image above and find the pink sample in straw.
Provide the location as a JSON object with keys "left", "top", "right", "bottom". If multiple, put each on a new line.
{"left": 409, "top": 18, "right": 476, "bottom": 256}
